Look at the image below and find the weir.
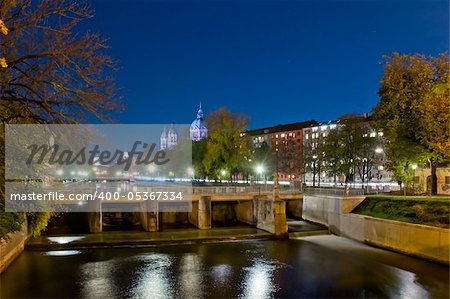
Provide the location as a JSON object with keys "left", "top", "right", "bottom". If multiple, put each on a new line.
{"left": 85, "top": 187, "right": 302, "bottom": 237}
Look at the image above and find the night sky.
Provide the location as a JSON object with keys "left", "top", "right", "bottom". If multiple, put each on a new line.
{"left": 87, "top": 0, "right": 448, "bottom": 129}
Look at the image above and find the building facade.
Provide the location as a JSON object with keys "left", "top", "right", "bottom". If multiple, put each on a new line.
{"left": 160, "top": 123, "right": 178, "bottom": 150}
{"left": 246, "top": 120, "right": 317, "bottom": 181}
{"left": 302, "top": 117, "right": 392, "bottom": 187}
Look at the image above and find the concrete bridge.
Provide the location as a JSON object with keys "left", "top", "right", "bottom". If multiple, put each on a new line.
{"left": 87, "top": 185, "right": 303, "bottom": 237}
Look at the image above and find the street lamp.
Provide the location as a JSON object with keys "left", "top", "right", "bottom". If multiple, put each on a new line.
{"left": 412, "top": 164, "right": 418, "bottom": 193}
{"left": 312, "top": 155, "right": 318, "bottom": 187}
{"left": 256, "top": 164, "right": 264, "bottom": 194}
{"left": 220, "top": 169, "right": 227, "bottom": 183}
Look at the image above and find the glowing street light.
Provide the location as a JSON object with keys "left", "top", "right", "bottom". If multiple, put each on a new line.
{"left": 256, "top": 165, "right": 264, "bottom": 175}
{"left": 220, "top": 169, "right": 226, "bottom": 176}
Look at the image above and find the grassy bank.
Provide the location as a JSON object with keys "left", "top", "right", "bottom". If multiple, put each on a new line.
{"left": 352, "top": 196, "right": 450, "bottom": 228}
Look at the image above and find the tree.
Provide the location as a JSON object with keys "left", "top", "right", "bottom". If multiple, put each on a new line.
{"left": 322, "top": 115, "right": 376, "bottom": 186}
{"left": 203, "top": 108, "right": 253, "bottom": 182}
{"left": 303, "top": 136, "right": 324, "bottom": 187}
{"left": 0, "top": 0, "right": 122, "bottom": 239}
{"left": 253, "top": 141, "right": 275, "bottom": 181}
{"left": 373, "top": 52, "right": 449, "bottom": 195}
{"left": 276, "top": 135, "right": 303, "bottom": 183}
{"left": 192, "top": 139, "right": 207, "bottom": 179}
{"left": 0, "top": 0, "right": 122, "bottom": 124}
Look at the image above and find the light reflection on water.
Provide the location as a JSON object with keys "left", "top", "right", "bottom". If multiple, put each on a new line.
{"left": 47, "top": 236, "right": 85, "bottom": 244}
{"left": 79, "top": 258, "right": 117, "bottom": 298}
{"left": 239, "top": 259, "right": 279, "bottom": 299}
{"left": 1, "top": 239, "right": 449, "bottom": 298}
{"left": 44, "top": 250, "right": 81, "bottom": 256}
{"left": 131, "top": 253, "right": 176, "bottom": 299}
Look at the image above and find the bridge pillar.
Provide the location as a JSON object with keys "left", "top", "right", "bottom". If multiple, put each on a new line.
{"left": 273, "top": 199, "right": 288, "bottom": 237}
{"left": 88, "top": 212, "right": 102, "bottom": 233}
{"left": 140, "top": 201, "right": 159, "bottom": 232}
{"left": 87, "top": 199, "right": 102, "bottom": 233}
{"left": 189, "top": 196, "right": 211, "bottom": 229}
{"left": 255, "top": 196, "right": 288, "bottom": 237}
{"left": 198, "top": 196, "right": 211, "bottom": 229}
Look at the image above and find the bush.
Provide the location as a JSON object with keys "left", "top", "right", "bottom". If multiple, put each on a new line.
{"left": 27, "top": 212, "right": 56, "bottom": 238}
{"left": 0, "top": 210, "right": 25, "bottom": 241}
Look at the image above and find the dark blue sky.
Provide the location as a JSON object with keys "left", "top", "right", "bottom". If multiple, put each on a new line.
{"left": 88, "top": 0, "right": 448, "bottom": 129}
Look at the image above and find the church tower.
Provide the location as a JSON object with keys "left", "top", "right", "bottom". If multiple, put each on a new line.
{"left": 160, "top": 127, "right": 168, "bottom": 150}
{"left": 167, "top": 123, "right": 178, "bottom": 149}
{"left": 190, "top": 103, "right": 208, "bottom": 141}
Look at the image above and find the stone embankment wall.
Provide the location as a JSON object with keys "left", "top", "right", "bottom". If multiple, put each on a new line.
{"left": 0, "top": 221, "right": 27, "bottom": 274}
{"left": 303, "top": 195, "right": 450, "bottom": 265}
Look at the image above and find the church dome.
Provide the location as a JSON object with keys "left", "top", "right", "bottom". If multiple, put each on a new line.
{"left": 190, "top": 103, "right": 208, "bottom": 141}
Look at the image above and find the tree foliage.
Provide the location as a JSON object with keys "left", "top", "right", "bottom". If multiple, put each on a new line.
{"left": 322, "top": 115, "right": 376, "bottom": 185}
{"left": 0, "top": 0, "right": 122, "bottom": 240}
{"left": 202, "top": 108, "right": 252, "bottom": 181}
{"left": 0, "top": 0, "right": 123, "bottom": 123}
{"left": 373, "top": 52, "right": 449, "bottom": 194}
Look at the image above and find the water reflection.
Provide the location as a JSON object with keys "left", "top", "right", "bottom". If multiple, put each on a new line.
{"left": 1, "top": 239, "right": 448, "bottom": 299}
{"left": 179, "top": 253, "right": 204, "bottom": 298}
{"left": 240, "top": 259, "right": 278, "bottom": 299}
{"left": 210, "top": 264, "right": 232, "bottom": 285}
{"left": 47, "top": 236, "right": 85, "bottom": 244}
{"left": 131, "top": 253, "right": 176, "bottom": 299}
{"left": 80, "top": 259, "right": 118, "bottom": 298}
{"left": 44, "top": 250, "right": 81, "bottom": 256}
{"left": 390, "top": 267, "right": 429, "bottom": 299}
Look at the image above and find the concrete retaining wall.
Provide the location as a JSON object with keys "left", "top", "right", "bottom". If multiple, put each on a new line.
{"left": 235, "top": 201, "right": 256, "bottom": 225}
{"left": 256, "top": 197, "right": 288, "bottom": 237}
{"left": 0, "top": 221, "right": 27, "bottom": 274}
{"left": 286, "top": 199, "right": 303, "bottom": 218}
{"left": 303, "top": 195, "right": 450, "bottom": 265}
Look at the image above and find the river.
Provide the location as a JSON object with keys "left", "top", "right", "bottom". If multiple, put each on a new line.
{"left": 1, "top": 235, "right": 448, "bottom": 298}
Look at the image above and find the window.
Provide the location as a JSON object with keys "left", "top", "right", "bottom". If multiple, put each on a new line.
{"left": 414, "top": 176, "right": 420, "bottom": 184}
{"left": 446, "top": 176, "right": 450, "bottom": 184}
{"left": 305, "top": 134, "right": 309, "bottom": 140}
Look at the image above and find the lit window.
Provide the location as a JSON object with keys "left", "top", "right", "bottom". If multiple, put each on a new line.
{"left": 330, "top": 124, "right": 337, "bottom": 129}
{"left": 378, "top": 132, "right": 384, "bottom": 137}
{"left": 305, "top": 134, "right": 309, "bottom": 140}
{"left": 370, "top": 132, "right": 377, "bottom": 138}
{"left": 321, "top": 125, "right": 327, "bottom": 131}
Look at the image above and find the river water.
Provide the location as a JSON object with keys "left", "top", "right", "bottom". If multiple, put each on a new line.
{"left": 1, "top": 236, "right": 449, "bottom": 298}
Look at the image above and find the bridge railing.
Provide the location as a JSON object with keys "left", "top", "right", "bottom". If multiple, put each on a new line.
{"left": 192, "top": 185, "right": 300, "bottom": 195}
{"left": 303, "top": 187, "right": 365, "bottom": 197}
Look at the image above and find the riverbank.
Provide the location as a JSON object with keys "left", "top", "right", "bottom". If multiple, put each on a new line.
{"left": 302, "top": 194, "right": 450, "bottom": 265}
{"left": 26, "top": 226, "right": 274, "bottom": 250}
{"left": 353, "top": 196, "right": 450, "bottom": 228}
